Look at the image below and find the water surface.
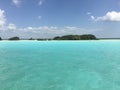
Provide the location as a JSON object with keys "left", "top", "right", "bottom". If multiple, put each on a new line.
{"left": 0, "top": 40, "right": 120, "bottom": 90}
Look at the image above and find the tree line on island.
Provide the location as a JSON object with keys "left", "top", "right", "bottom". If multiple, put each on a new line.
{"left": 53, "top": 34, "right": 97, "bottom": 40}
{"left": 0, "top": 34, "right": 97, "bottom": 41}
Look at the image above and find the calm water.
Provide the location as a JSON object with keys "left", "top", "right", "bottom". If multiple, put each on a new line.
{"left": 0, "top": 40, "right": 120, "bottom": 90}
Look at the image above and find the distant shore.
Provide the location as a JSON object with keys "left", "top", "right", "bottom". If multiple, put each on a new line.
{"left": 1, "top": 34, "right": 120, "bottom": 41}
{"left": 1, "top": 39, "right": 120, "bottom": 41}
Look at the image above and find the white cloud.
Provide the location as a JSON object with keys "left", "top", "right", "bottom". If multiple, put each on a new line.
{"left": 7, "top": 23, "right": 16, "bottom": 30}
{"left": 27, "top": 27, "right": 33, "bottom": 30}
{"left": 38, "top": 16, "right": 42, "bottom": 19}
{"left": 87, "top": 12, "right": 91, "bottom": 15}
{"left": 91, "top": 16, "right": 95, "bottom": 20}
{"left": 0, "top": 9, "right": 6, "bottom": 28}
{"left": 0, "top": 9, "right": 16, "bottom": 31}
{"left": 38, "top": 0, "right": 43, "bottom": 5}
{"left": 91, "top": 11, "right": 120, "bottom": 22}
{"left": 12, "top": 0, "right": 21, "bottom": 6}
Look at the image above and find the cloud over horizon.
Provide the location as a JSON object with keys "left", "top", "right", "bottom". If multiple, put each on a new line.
{"left": 0, "top": 24, "right": 99, "bottom": 38}
{"left": 0, "top": 26, "right": 100, "bottom": 39}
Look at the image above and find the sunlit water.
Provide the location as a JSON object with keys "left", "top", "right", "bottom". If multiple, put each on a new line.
{"left": 0, "top": 40, "right": 120, "bottom": 90}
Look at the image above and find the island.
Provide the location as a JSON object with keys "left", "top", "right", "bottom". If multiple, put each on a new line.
{"left": 8, "top": 36, "right": 20, "bottom": 40}
{"left": 0, "top": 34, "right": 97, "bottom": 40}
{"left": 0, "top": 37, "right": 2, "bottom": 40}
{"left": 53, "top": 34, "right": 97, "bottom": 40}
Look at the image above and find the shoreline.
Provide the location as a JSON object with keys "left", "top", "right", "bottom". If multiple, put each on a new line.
{"left": 0, "top": 39, "right": 120, "bottom": 42}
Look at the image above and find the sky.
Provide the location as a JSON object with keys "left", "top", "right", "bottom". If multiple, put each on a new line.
{"left": 0, "top": 0, "right": 120, "bottom": 38}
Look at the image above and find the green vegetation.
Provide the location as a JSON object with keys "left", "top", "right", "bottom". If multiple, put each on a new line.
{"left": 53, "top": 34, "right": 97, "bottom": 40}
{"left": 8, "top": 36, "right": 20, "bottom": 40}
{"left": 37, "top": 38, "right": 52, "bottom": 41}
{"left": 0, "top": 34, "right": 97, "bottom": 40}
{"left": 0, "top": 37, "right": 2, "bottom": 40}
{"left": 80, "top": 34, "right": 97, "bottom": 40}
{"left": 28, "top": 38, "right": 35, "bottom": 40}
{"left": 37, "top": 38, "right": 47, "bottom": 41}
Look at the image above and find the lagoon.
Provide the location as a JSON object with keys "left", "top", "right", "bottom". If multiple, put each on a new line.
{"left": 0, "top": 40, "right": 120, "bottom": 90}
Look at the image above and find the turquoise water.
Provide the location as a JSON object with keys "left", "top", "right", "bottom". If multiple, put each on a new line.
{"left": 0, "top": 40, "right": 120, "bottom": 90}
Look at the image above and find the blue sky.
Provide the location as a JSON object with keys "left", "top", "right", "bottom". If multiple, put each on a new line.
{"left": 0, "top": 0, "right": 120, "bottom": 38}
